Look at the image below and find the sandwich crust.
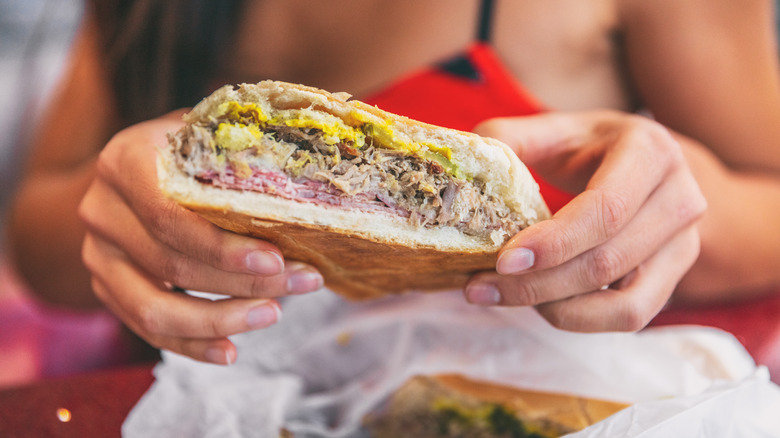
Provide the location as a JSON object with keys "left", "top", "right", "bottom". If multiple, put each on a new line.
{"left": 159, "top": 81, "right": 550, "bottom": 299}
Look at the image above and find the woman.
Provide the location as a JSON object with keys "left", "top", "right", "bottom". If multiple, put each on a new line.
{"left": 8, "top": 0, "right": 780, "bottom": 365}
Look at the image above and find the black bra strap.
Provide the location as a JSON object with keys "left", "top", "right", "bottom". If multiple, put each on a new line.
{"left": 437, "top": 0, "right": 494, "bottom": 80}
{"left": 476, "top": 0, "right": 496, "bottom": 43}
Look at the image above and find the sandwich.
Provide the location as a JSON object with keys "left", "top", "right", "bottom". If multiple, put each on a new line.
{"left": 159, "top": 80, "right": 549, "bottom": 299}
{"left": 364, "top": 374, "right": 629, "bottom": 438}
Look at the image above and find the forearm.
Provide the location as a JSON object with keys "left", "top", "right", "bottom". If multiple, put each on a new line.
{"left": 675, "top": 136, "right": 780, "bottom": 302}
{"left": 7, "top": 159, "right": 99, "bottom": 308}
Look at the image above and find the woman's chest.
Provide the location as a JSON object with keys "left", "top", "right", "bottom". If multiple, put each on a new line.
{"left": 222, "top": 0, "right": 631, "bottom": 111}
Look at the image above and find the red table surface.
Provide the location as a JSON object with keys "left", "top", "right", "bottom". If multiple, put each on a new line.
{"left": 0, "top": 363, "right": 155, "bottom": 438}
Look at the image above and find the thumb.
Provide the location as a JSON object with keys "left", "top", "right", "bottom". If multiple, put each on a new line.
{"left": 473, "top": 113, "right": 584, "bottom": 167}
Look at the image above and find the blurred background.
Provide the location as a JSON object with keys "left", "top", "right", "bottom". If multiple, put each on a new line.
{"left": 0, "top": 0, "right": 131, "bottom": 389}
{"left": 1, "top": 0, "right": 779, "bottom": 389}
{"left": 0, "top": 0, "right": 82, "bottom": 223}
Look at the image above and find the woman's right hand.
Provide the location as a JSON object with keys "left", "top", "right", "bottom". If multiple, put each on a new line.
{"left": 79, "top": 113, "right": 324, "bottom": 365}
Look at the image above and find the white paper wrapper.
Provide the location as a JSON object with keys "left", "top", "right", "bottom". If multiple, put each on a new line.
{"left": 123, "top": 291, "right": 780, "bottom": 437}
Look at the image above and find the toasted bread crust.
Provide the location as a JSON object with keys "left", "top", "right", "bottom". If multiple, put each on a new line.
{"left": 183, "top": 203, "right": 497, "bottom": 299}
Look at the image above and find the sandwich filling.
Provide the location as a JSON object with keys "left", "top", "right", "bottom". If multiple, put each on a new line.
{"left": 169, "top": 101, "right": 530, "bottom": 241}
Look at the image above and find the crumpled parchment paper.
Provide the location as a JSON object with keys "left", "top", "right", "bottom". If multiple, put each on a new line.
{"left": 124, "top": 290, "right": 780, "bottom": 437}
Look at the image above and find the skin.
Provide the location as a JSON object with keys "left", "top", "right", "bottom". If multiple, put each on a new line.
{"left": 7, "top": 0, "right": 780, "bottom": 364}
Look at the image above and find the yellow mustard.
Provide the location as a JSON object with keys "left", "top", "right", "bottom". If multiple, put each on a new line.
{"left": 213, "top": 100, "right": 462, "bottom": 178}
{"left": 274, "top": 117, "right": 366, "bottom": 147}
{"left": 217, "top": 101, "right": 266, "bottom": 124}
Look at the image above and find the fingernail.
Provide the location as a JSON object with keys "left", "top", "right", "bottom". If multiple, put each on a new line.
{"left": 287, "top": 268, "right": 324, "bottom": 294}
{"left": 247, "top": 303, "right": 281, "bottom": 328}
{"left": 497, "top": 248, "right": 535, "bottom": 274}
{"left": 204, "top": 347, "right": 231, "bottom": 365}
{"left": 466, "top": 283, "right": 502, "bottom": 306}
{"left": 245, "top": 250, "right": 284, "bottom": 275}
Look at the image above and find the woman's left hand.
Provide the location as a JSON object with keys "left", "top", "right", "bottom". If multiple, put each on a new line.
{"left": 465, "top": 111, "right": 707, "bottom": 332}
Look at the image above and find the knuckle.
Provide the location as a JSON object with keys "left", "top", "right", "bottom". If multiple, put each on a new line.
{"left": 94, "top": 147, "right": 116, "bottom": 176}
{"left": 677, "top": 181, "right": 708, "bottom": 225}
{"left": 201, "top": 239, "right": 231, "bottom": 271}
{"left": 692, "top": 191, "right": 708, "bottom": 217}
{"left": 247, "top": 275, "right": 273, "bottom": 298}
{"left": 80, "top": 235, "right": 115, "bottom": 281}
{"left": 541, "top": 220, "right": 573, "bottom": 267}
{"left": 203, "top": 315, "right": 228, "bottom": 338}
{"left": 95, "top": 137, "right": 130, "bottom": 182}
{"left": 678, "top": 226, "right": 702, "bottom": 266}
{"left": 76, "top": 194, "right": 94, "bottom": 226}
{"left": 637, "top": 117, "right": 672, "bottom": 142}
{"left": 595, "top": 189, "right": 629, "bottom": 238}
{"left": 80, "top": 235, "right": 98, "bottom": 272}
{"left": 142, "top": 332, "right": 167, "bottom": 351}
{"left": 173, "top": 338, "right": 216, "bottom": 363}
{"left": 625, "top": 116, "right": 682, "bottom": 166}
{"left": 677, "top": 199, "right": 706, "bottom": 228}
{"left": 541, "top": 308, "right": 566, "bottom": 330}
{"left": 149, "top": 204, "right": 231, "bottom": 271}
{"left": 136, "top": 302, "right": 165, "bottom": 335}
{"left": 587, "top": 246, "right": 626, "bottom": 287}
{"left": 148, "top": 201, "right": 180, "bottom": 240}
{"left": 537, "top": 303, "right": 573, "bottom": 331}
{"left": 146, "top": 339, "right": 165, "bottom": 351}
{"left": 89, "top": 277, "right": 107, "bottom": 302}
{"left": 615, "top": 301, "right": 652, "bottom": 332}
{"left": 160, "top": 254, "right": 191, "bottom": 287}
{"left": 687, "top": 227, "right": 702, "bottom": 258}
{"left": 651, "top": 129, "right": 683, "bottom": 162}
{"left": 170, "top": 338, "right": 193, "bottom": 359}
{"left": 77, "top": 187, "right": 110, "bottom": 235}
{"left": 506, "top": 278, "right": 544, "bottom": 306}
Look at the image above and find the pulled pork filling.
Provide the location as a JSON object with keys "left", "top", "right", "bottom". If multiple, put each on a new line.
{"left": 170, "top": 116, "right": 527, "bottom": 239}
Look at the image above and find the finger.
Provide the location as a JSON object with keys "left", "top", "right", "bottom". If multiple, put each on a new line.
{"left": 175, "top": 337, "right": 238, "bottom": 366}
{"left": 475, "top": 111, "right": 677, "bottom": 173}
{"left": 495, "top": 117, "right": 685, "bottom": 275}
{"left": 466, "top": 165, "right": 705, "bottom": 305}
{"left": 534, "top": 225, "right": 701, "bottom": 332}
{"left": 93, "top": 275, "right": 239, "bottom": 365}
{"left": 81, "top": 178, "right": 323, "bottom": 297}
{"left": 474, "top": 112, "right": 585, "bottom": 163}
{"left": 83, "top": 233, "right": 284, "bottom": 340}
{"left": 93, "top": 278, "right": 240, "bottom": 365}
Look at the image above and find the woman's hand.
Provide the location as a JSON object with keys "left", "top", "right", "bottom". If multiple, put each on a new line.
{"left": 465, "top": 111, "right": 706, "bottom": 332}
{"left": 79, "top": 113, "right": 324, "bottom": 364}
